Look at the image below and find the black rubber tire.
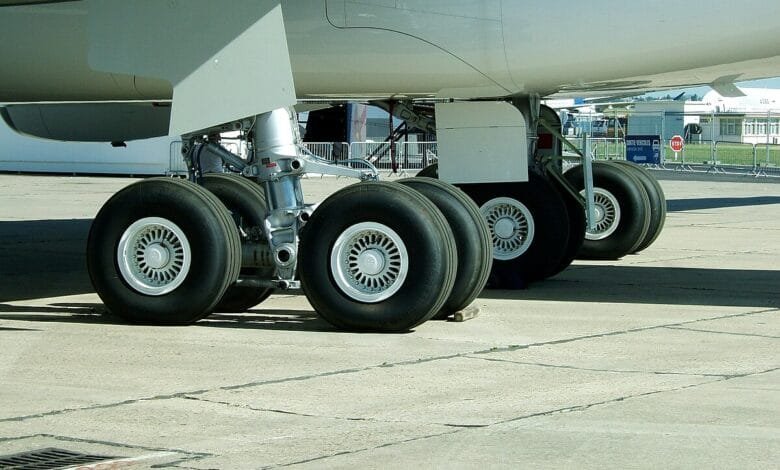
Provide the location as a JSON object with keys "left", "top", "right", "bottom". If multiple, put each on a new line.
{"left": 417, "top": 163, "right": 439, "bottom": 178}
{"left": 459, "top": 171, "right": 570, "bottom": 288}
{"left": 298, "top": 181, "right": 457, "bottom": 332}
{"left": 201, "top": 173, "right": 274, "bottom": 312}
{"left": 564, "top": 162, "right": 651, "bottom": 260}
{"left": 547, "top": 175, "right": 586, "bottom": 277}
{"left": 398, "top": 177, "right": 492, "bottom": 318}
{"left": 87, "top": 178, "right": 242, "bottom": 324}
{"left": 608, "top": 161, "right": 666, "bottom": 253}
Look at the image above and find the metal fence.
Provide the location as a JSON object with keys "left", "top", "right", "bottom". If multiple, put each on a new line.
{"left": 565, "top": 137, "right": 780, "bottom": 177}
{"left": 167, "top": 132, "right": 777, "bottom": 177}
{"left": 167, "top": 141, "right": 439, "bottom": 175}
{"left": 305, "top": 141, "right": 438, "bottom": 171}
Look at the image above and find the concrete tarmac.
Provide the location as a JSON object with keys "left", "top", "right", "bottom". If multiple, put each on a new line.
{"left": 0, "top": 172, "right": 778, "bottom": 469}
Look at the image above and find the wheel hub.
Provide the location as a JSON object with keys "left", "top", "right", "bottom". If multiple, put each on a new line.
{"left": 494, "top": 217, "right": 516, "bottom": 239}
{"left": 331, "top": 222, "right": 409, "bottom": 303}
{"left": 480, "top": 197, "right": 535, "bottom": 260}
{"left": 593, "top": 205, "right": 606, "bottom": 224}
{"left": 357, "top": 249, "right": 386, "bottom": 276}
{"left": 117, "top": 217, "right": 191, "bottom": 296}
{"left": 582, "top": 188, "right": 621, "bottom": 241}
{"left": 143, "top": 243, "right": 170, "bottom": 270}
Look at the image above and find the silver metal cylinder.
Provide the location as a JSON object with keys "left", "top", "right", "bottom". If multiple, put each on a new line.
{"left": 253, "top": 108, "right": 300, "bottom": 159}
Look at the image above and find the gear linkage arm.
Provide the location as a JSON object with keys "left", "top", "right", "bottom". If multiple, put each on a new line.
{"left": 184, "top": 108, "right": 379, "bottom": 290}
{"left": 536, "top": 117, "right": 596, "bottom": 231}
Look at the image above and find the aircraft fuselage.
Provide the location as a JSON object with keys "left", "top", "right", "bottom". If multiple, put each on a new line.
{"left": 2, "top": 0, "right": 780, "bottom": 104}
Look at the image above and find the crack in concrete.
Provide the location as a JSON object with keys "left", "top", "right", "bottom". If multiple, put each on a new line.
{"left": 265, "top": 366, "right": 780, "bottom": 468}
{"left": 182, "top": 396, "right": 487, "bottom": 430}
{"left": 262, "top": 428, "right": 464, "bottom": 469}
{"left": 664, "top": 326, "right": 780, "bottom": 339}
{"left": 1, "top": 308, "right": 774, "bottom": 425}
{"left": 462, "top": 355, "right": 734, "bottom": 378}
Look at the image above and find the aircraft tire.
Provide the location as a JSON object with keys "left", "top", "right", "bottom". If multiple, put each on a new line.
{"left": 564, "top": 162, "right": 651, "bottom": 260}
{"left": 200, "top": 173, "right": 275, "bottom": 313}
{"left": 459, "top": 171, "right": 570, "bottom": 288}
{"left": 399, "top": 177, "right": 492, "bottom": 319}
{"left": 416, "top": 163, "right": 439, "bottom": 178}
{"left": 298, "top": 181, "right": 457, "bottom": 332}
{"left": 607, "top": 161, "right": 666, "bottom": 253}
{"left": 87, "top": 178, "right": 241, "bottom": 324}
{"left": 547, "top": 175, "right": 586, "bottom": 277}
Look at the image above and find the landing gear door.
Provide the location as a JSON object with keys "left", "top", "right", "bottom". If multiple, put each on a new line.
{"left": 87, "top": 0, "right": 296, "bottom": 136}
{"left": 436, "top": 102, "right": 529, "bottom": 184}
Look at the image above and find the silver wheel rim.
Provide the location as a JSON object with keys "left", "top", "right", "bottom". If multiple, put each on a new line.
{"left": 117, "top": 217, "right": 192, "bottom": 296}
{"left": 480, "top": 197, "right": 535, "bottom": 261}
{"left": 583, "top": 188, "right": 621, "bottom": 240}
{"left": 330, "top": 222, "right": 409, "bottom": 303}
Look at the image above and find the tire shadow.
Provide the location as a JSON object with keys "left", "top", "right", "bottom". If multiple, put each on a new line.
{"left": 482, "top": 265, "right": 780, "bottom": 309}
{"left": 0, "top": 302, "right": 340, "bottom": 333}
{"left": 0, "top": 219, "right": 94, "bottom": 302}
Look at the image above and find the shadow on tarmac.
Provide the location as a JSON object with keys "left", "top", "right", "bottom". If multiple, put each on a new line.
{"left": 0, "top": 219, "right": 94, "bottom": 302}
{"left": 667, "top": 196, "right": 780, "bottom": 212}
{"left": 483, "top": 265, "right": 780, "bottom": 309}
{"left": 0, "top": 302, "right": 337, "bottom": 332}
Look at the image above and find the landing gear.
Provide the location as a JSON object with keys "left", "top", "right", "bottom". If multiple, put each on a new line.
{"left": 85, "top": 106, "right": 472, "bottom": 332}
{"left": 87, "top": 178, "right": 241, "bottom": 324}
{"left": 565, "top": 161, "right": 651, "bottom": 260}
{"left": 298, "top": 182, "right": 457, "bottom": 331}
{"left": 200, "top": 173, "right": 274, "bottom": 312}
{"left": 398, "top": 177, "right": 492, "bottom": 318}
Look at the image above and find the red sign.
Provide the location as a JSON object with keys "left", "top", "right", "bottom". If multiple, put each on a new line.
{"left": 670, "top": 135, "right": 684, "bottom": 152}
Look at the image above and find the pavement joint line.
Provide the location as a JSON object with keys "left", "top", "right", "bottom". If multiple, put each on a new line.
{"left": 262, "top": 428, "right": 464, "bottom": 470}
{"left": 663, "top": 325, "right": 780, "bottom": 339}
{"left": 265, "top": 366, "right": 780, "bottom": 469}
{"left": 182, "top": 395, "right": 487, "bottom": 430}
{"left": 1, "top": 309, "right": 775, "bottom": 425}
{"left": 461, "top": 356, "right": 734, "bottom": 378}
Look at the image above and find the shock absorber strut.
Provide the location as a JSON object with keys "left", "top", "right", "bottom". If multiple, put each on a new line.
{"left": 240, "top": 107, "right": 379, "bottom": 289}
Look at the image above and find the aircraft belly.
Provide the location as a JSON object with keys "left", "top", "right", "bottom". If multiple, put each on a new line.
{"left": 309, "top": 0, "right": 516, "bottom": 98}
{"left": 502, "top": 1, "right": 780, "bottom": 96}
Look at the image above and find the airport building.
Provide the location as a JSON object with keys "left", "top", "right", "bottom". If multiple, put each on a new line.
{"left": 628, "top": 88, "right": 780, "bottom": 145}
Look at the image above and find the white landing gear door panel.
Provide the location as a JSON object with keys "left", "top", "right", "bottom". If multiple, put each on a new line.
{"left": 87, "top": 0, "right": 296, "bottom": 136}
{"left": 436, "top": 102, "right": 529, "bottom": 184}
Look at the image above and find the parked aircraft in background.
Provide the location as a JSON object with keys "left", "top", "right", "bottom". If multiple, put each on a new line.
{"left": 1, "top": 1, "right": 779, "bottom": 331}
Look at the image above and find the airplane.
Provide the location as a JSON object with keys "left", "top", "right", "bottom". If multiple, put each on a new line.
{"left": 1, "top": 0, "right": 779, "bottom": 332}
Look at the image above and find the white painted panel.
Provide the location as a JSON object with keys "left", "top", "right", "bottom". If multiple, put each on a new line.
{"left": 436, "top": 102, "right": 528, "bottom": 184}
